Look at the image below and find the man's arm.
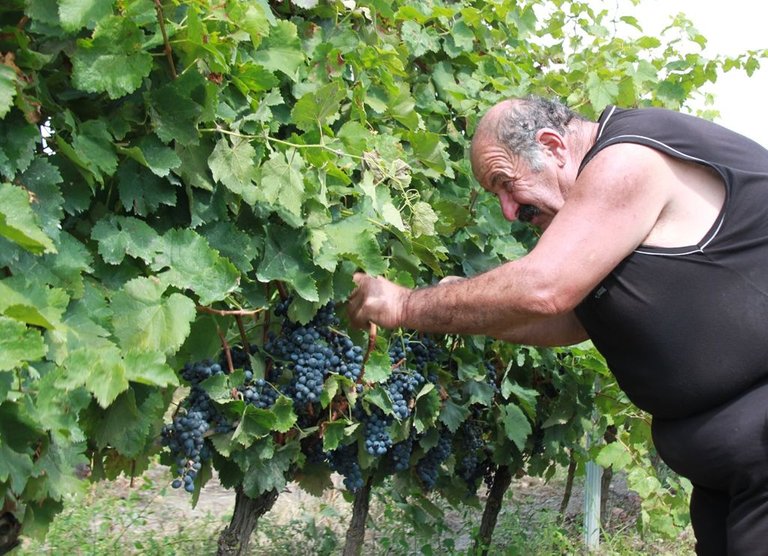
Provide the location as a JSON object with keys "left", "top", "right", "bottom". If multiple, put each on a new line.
{"left": 347, "top": 143, "right": 672, "bottom": 341}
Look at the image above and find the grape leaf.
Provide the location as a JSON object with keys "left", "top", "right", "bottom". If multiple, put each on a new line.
{"left": 500, "top": 404, "right": 532, "bottom": 452}
{"left": 91, "top": 215, "right": 161, "bottom": 265}
{"left": 0, "top": 182, "right": 56, "bottom": 254}
{"left": 0, "top": 276, "right": 68, "bottom": 329}
{"left": 257, "top": 150, "right": 306, "bottom": 226}
{"left": 309, "top": 213, "right": 387, "bottom": 274}
{"left": 208, "top": 137, "right": 259, "bottom": 202}
{"left": 117, "top": 159, "right": 177, "bottom": 216}
{"left": 256, "top": 227, "right": 318, "bottom": 302}
{"left": 59, "top": 0, "right": 114, "bottom": 31}
{"left": 321, "top": 421, "right": 349, "bottom": 452}
{"left": 291, "top": 81, "right": 346, "bottom": 132}
{"left": 148, "top": 71, "right": 207, "bottom": 146}
{"left": 90, "top": 388, "right": 165, "bottom": 457}
{"left": 411, "top": 201, "right": 439, "bottom": 238}
{"left": 0, "top": 443, "right": 34, "bottom": 494}
{"left": 71, "top": 119, "right": 118, "bottom": 181}
{"left": 400, "top": 21, "right": 440, "bottom": 58}
{"left": 0, "top": 114, "right": 39, "bottom": 180}
{"left": 151, "top": 228, "right": 240, "bottom": 305}
{"left": 0, "top": 64, "right": 17, "bottom": 120}
{"left": 63, "top": 344, "right": 129, "bottom": 408}
{"left": 111, "top": 277, "right": 196, "bottom": 355}
{"left": 586, "top": 72, "right": 618, "bottom": 113}
{"left": 252, "top": 20, "right": 305, "bottom": 79}
{"left": 233, "top": 405, "right": 277, "bottom": 447}
{"left": 438, "top": 399, "right": 470, "bottom": 434}
{"left": 71, "top": 16, "right": 152, "bottom": 99}
{"left": 242, "top": 442, "right": 299, "bottom": 497}
{"left": 271, "top": 396, "right": 297, "bottom": 433}
{"left": 596, "top": 441, "right": 632, "bottom": 470}
{"left": 0, "top": 316, "right": 47, "bottom": 371}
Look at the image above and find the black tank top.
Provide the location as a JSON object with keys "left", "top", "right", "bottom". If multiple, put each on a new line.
{"left": 574, "top": 106, "right": 768, "bottom": 419}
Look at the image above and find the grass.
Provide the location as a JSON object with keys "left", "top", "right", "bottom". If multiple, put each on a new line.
{"left": 14, "top": 466, "right": 695, "bottom": 556}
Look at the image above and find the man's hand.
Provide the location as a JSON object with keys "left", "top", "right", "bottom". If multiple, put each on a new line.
{"left": 347, "top": 273, "right": 411, "bottom": 330}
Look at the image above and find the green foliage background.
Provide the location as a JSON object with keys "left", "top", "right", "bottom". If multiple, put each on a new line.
{"left": 0, "top": 0, "right": 763, "bottom": 543}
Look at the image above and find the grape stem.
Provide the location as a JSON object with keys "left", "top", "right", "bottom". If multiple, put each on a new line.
{"left": 235, "top": 315, "right": 250, "bottom": 356}
{"left": 196, "top": 304, "right": 263, "bottom": 317}
{"left": 217, "top": 327, "right": 235, "bottom": 374}
{"left": 358, "top": 322, "right": 377, "bottom": 384}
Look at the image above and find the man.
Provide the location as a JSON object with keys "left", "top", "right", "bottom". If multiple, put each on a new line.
{"left": 347, "top": 96, "right": 768, "bottom": 554}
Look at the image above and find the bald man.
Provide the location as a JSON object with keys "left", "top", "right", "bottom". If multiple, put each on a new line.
{"left": 348, "top": 96, "right": 768, "bottom": 554}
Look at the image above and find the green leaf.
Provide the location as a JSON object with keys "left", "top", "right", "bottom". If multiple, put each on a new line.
{"left": 0, "top": 182, "right": 56, "bottom": 254}
{"left": 256, "top": 226, "right": 318, "bottom": 302}
{"left": 586, "top": 72, "right": 618, "bottom": 112}
{"left": 257, "top": 150, "right": 306, "bottom": 226}
{"left": 0, "top": 316, "right": 47, "bottom": 371}
{"left": 63, "top": 344, "right": 129, "bottom": 408}
{"left": 400, "top": 21, "right": 440, "bottom": 58}
{"left": 0, "top": 64, "right": 17, "bottom": 120}
{"left": 71, "top": 15, "right": 152, "bottom": 99}
{"left": 500, "top": 404, "right": 531, "bottom": 452}
{"left": 117, "top": 159, "right": 177, "bottom": 216}
{"left": 123, "top": 351, "right": 178, "bottom": 388}
{"left": 151, "top": 228, "right": 240, "bottom": 306}
{"left": 0, "top": 113, "right": 38, "bottom": 179}
{"left": 321, "top": 420, "right": 349, "bottom": 452}
{"left": 111, "top": 276, "right": 195, "bottom": 354}
{"left": 232, "top": 405, "right": 277, "bottom": 447}
{"left": 241, "top": 441, "right": 299, "bottom": 497}
{"left": 0, "top": 443, "right": 34, "bottom": 494}
{"left": 0, "top": 276, "right": 68, "bottom": 329}
{"left": 595, "top": 441, "right": 632, "bottom": 470}
{"left": 59, "top": 0, "right": 114, "bottom": 31}
{"left": 271, "top": 396, "right": 297, "bottom": 433}
{"left": 410, "top": 201, "right": 439, "bottom": 237}
{"left": 450, "top": 20, "right": 475, "bottom": 52}
{"left": 71, "top": 119, "right": 118, "bottom": 180}
{"left": 124, "top": 134, "right": 182, "bottom": 177}
{"left": 291, "top": 81, "right": 346, "bottom": 132}
{"left": 438, "top": 399, "right": 470, "bottom": 433}
{"left": 413, "top": 387, "right": 441, "bottom": 434}
{"left": 253, "top": 20, "right": 305, "bottom": 79}
{"left": 208, "top": 137, "right": 258, "bottom": 202}
{"left": 91, "top": 216, "right": 161, "bottom": 265}
{"left": 148, "top": 71, "right": 207, "bottom": 146}
{"left": 362, "top": 351, "right": 391, "bottom": 384}
{"left": 309, "top": 212, "right": 388, "bottom": 274}
{"left": 91, "top": 388, "right": 165, "bottom": 457}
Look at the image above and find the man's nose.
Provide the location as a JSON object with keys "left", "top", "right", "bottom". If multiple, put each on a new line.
{"left": 499, "top": 195, "right": 519, "bottom": 221}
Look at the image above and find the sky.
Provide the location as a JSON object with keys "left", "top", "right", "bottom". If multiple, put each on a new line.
{"left": 628, "top": 0, "right": 768, "bottom": 147}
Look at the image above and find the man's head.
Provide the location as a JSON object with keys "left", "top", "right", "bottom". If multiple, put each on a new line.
{"left": 470, "top": 96, "right": 588, "bottom": 227}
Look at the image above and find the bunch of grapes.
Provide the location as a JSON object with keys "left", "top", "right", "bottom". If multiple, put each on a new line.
{"left": 384, "top": 370, "right": 425, "bottom": 420}
{"left": 162, "top": 360, "right": 231, "bottom": 493}
{"left": 328, "top": 443, "right": 364, "bottom": 492}
{"left": 456, "top": 420, "right": 490, "bottom": 494}
{"left": 390, "top": 436, "right": 414, "bottom": 472}
{"left": 362, "top": 407, "right": 393, "bottom": 456}
{"left": 416, "top": 429, "right": 453, "bottom": 490}
{"left": 264, "top": 300, "right": 366, "bottom": 414}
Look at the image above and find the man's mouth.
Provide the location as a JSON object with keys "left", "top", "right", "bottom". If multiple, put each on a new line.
{"left": 518, "top": 205, "right": 541, "bottom": 223}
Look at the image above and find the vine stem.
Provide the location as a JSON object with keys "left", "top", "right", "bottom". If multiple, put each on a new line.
{"left": 217, "top": 327, "right": 234, "bottom": 374}
{"left": 357, "top": 322, "right": 377, "bottom": 384}
{"left": 154, "top": 0, "right": 177, "bottom": 78}
{"left": 235, "top": 315, "right": 250, "bottom": 356}
{"left": 196, "top": 304, "right": 263, "bottom": 317}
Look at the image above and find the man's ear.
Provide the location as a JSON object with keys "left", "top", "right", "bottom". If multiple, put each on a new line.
{"left": 536, "top": 128, "right": 566, "bottom": 166}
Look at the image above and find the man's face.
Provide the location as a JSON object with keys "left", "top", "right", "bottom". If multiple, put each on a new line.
{"left": 472, "top": 140, "right": 564, "bottom": 231}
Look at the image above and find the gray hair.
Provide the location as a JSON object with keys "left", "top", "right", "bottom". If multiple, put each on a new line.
{"left": 497, "top": 96, "right": 585, "bottom": 171}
